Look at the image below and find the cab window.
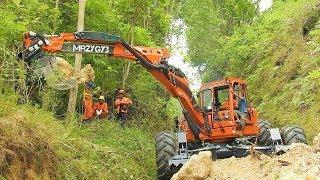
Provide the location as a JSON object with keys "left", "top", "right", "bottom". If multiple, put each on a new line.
{"left": 202, "top": 89, "right": 212, "bottom": 110}
{"left": 217, "top": 88, "right": 229, "bottom": 103}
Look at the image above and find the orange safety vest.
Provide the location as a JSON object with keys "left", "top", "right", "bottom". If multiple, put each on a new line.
{"left": 83, "top": 93, "right": 94, "bottom": 120}
{"left": 114, "top": 97, "right": 132, "bottom": 113}
{"left": 93, "top": 102, "right": 109, "bottom": 113}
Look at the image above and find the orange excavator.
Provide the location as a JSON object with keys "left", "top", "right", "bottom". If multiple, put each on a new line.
{"left": 18, "top": 31, "right": 307, "bottom": 179}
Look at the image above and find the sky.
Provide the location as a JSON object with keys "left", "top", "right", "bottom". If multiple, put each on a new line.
{"left": 167, "top": 19, "right": 200, "bottom": 90}
{"left": 259, "top": 0, "right": 273, "bottom": 11}
{"left": 167, "top": 0, "right": 273, "bottom": 91}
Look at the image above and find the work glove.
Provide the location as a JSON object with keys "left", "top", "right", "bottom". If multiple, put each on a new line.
{"left": 121, "top": 104, "right": 128, "bottom": 111}
{"left": 96, "top": 110, "right": 102, "bottom": 115}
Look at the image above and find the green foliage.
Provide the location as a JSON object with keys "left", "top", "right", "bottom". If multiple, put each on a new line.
{"left": 0, "top": 93, "right": 156, "bottom": 179}
{"left": 0, "top": 1, "right": 183, "bottom": 177}
{"left": 0, "top": 0, "right": 181, "bottom": 132}
{"left": 181, "top": 0, "right": 258, "bottom": 79}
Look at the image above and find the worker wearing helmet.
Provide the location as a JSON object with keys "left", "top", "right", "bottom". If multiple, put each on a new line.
{"left": 82, "top": 88, "right": 94, "bottom": 121}
{"left": 114, "top": 90, "right": 132, "bottom": 128}
{"left": 93, "top": 96, "right": 109, "bottom": 119}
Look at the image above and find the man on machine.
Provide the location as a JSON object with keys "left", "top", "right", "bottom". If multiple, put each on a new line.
{"left": 232, "top": 88, "right": 248, "bottom": 127}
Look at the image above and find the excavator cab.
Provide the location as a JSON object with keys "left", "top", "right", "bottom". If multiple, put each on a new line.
{"left": 199, "top": 77, "right": 253, "bottom": 125}
{"left": 195, "top": 77, "right": 260, "bottom": 141}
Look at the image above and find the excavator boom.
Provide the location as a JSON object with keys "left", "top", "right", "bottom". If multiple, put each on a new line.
{"left": 20, "top": 31, "right": 169, "bottom": 63}
{"left": 18, "top": 31, "right": 210, "bottom": 140}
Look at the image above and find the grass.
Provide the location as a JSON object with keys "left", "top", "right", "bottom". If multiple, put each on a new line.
{"left": 250, "top": 0, "right": 320, "bottom": 141}
{"left": 0, "top": 92, "right": 156, "bottom": 179}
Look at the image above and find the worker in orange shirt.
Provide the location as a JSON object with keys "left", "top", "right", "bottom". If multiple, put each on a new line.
{"left": 93, "top": 96, "right": 109, "bottom": 119}
{"left": 82, "top": 89, "right": 94, "bottom": 121}
{"left": 114, "top": 90, "right": 132, "bottom": 128}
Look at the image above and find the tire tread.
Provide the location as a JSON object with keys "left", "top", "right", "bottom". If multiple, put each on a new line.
{"left": 257, "top": 120, "right": 272, "bottom": 146}
{"left": 282, "top": 125, "right": 307, "bottom": 145}
{"left": 155, "top": 131, "right": 178, "bottom": 180}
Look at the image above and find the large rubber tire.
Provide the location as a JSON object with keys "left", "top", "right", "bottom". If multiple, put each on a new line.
{"left": 257, "top": 120, "right": 272, "bottom": 146}
{"left": 281, "top": 125, "right": 308, "bottom": 145}
{"left": 155, "top": 131, "right": 178, "bottom": 180}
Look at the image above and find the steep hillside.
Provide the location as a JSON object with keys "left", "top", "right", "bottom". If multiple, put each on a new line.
{"left": 230, "top": 0, "right": 320, "bottom": 140}
{"left": 0, "top": 93, "right": 156, "bottom": 179}
{"left": 183, "top": 0, "right": 320, "bottom": 140}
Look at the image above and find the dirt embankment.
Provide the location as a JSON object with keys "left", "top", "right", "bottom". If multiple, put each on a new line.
{"left": 172, "top": 134, "right": 320, "bottom": 180}
{"left": 0, "top": 113, "right": 58, "bottom": 179}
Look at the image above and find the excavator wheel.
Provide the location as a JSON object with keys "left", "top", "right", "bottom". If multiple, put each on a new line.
{"left": 281, "top": 125, "right": 308, "bottom": 145}
{"left": 155, "top": 131, "right": 178, "bottom": 180}
{"left": 257, "top": 120, "right": 272, "bottom": 146}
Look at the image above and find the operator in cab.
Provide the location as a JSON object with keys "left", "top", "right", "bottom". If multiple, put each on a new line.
{"left": 232, "top": 89, "right": 248, "bottom": 127}
{"left": 114, "top": 89, "right": 133, "bottom": 128}
{"left": 93, "top": 96, "right": 109, "bottom": 119}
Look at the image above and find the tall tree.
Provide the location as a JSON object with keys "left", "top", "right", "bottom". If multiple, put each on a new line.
{"left": 181, "top": 0, "right": 258, "bottom": 81}
{"left": 66, "top": 0, "right": 86, "bottom": 123}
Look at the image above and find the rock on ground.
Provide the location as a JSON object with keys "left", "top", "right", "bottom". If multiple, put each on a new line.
{"left": 171, "top": 151, "right": 213, "bottom": 180}
{"left": 172, "top": 133, "right": 320, "bottom": 180}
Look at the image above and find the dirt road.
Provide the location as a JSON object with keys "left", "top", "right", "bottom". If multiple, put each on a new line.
{"left": 172, "top": 134, "right": 320, "bottom": 180}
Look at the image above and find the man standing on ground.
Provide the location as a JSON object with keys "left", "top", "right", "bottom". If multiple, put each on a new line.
{"left": 93, "top": 96, "right": 109, "bottom": 119}
{"left": 114, "top": 90, "right": 132, "bottom": 128}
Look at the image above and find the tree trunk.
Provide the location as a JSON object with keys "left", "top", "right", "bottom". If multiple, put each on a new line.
{"left": 122, "top": 41, "right": 132, "bottom": 88}
{"left": 51, "top": 0, "right": 60, "bottom": 34}
{"left": 66, "top": 0, "right": 86, "bottom": 123}
{"left": 122, "top": 15, "right": 135, "bottom": 88}
{"left": 122, "top": 61, "right": 131, "bottom": 88}
{"left": 55, "top": 0, "right": 59, "bottom": 8}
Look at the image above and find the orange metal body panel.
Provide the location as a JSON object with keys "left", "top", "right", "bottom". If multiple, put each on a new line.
{"left": 24, "top": 32, "right": 169, "bottom": 63}
{"left": 200, "top": 77, "right": 246, "bottom": 91}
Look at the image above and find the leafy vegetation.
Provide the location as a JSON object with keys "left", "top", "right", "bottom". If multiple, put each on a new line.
{"left": 0, "top": 0, "right": 181, "bottom": 178}
{"left": 0, "top": 0, "right": 180, "bottom": 132}
{"left": 182, "top": 0, "right": 320, "bottom": 140}
{"left": 181, "top": 0, "right": 258, "bottom": 79}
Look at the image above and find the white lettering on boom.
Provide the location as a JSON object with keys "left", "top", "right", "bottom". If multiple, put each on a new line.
{"left": 72, "top": 44, "right": 111, "bottom": 53}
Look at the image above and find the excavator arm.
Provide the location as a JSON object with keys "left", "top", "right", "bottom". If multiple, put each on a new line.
{"left": 18, "top": 31, "right": 211, "bottom": 139}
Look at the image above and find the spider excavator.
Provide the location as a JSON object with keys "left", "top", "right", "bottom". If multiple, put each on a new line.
{"left": 18, "top": 31, "right": 308, "bottom": 179}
